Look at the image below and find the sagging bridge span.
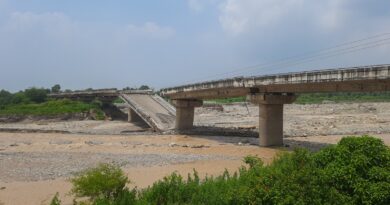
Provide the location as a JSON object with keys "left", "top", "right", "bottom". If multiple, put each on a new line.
{"left": 52, "top": 64, "right": 390, "bottom": 147}
{"left": 50, "top": 90, "right": 176, "bottom": 132}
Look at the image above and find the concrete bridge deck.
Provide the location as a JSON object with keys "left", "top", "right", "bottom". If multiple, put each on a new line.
{"left": 49, "top": 90, "right": 176, "bottom": 132}
{"left": 162, "top": 64, "right": 390, "bottom": 99}
{"left": 161, "top": 64, "right": 390, "bottom": 146}
{"left": 120, "top": 94, "right": 175, "bottom": 131}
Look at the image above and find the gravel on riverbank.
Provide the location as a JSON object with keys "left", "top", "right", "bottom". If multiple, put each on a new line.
{"left": 0, "top": 151, "right": 236, "bottom": 182}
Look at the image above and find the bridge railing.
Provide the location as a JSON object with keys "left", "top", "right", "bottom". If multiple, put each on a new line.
{"left": 161, "top": 64, "right": 390, "bottom": 94}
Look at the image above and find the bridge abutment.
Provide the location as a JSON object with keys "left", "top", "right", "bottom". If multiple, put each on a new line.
{"left": 172, "top": 99, "right": 203, "bottom": 130}
{"left": 248, "top": 93, "right": 296, "bottom": 146}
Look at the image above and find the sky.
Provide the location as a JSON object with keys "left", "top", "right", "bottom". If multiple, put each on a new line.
{"left": 0, "top": 0, "right": 389, "bottom": 92}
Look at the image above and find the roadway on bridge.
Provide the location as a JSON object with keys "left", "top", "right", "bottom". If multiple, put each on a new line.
{"left": 120, "top": 93, "right": 176, "bottom": 131}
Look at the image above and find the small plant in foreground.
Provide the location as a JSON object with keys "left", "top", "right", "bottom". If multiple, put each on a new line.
{"left": 49, "top": 193, "right": 61, "bottom": 205}
{"left": 70, "top": 163, "right": 131, "bottom": 203}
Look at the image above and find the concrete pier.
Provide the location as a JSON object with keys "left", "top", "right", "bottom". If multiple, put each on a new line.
{"left": 248, "top": 93, "right": 296, "bottom": 146}
{"left": 172, "top": 99, "right": 203, "bottom": 130}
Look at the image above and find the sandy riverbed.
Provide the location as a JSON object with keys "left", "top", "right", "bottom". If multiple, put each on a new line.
{"left": 0, "top": 132, "right": 389, "bottom": 205}
{"left": 1, "top": 102, "right": 390, "bottom": 204}
{"left": 0, "top": 133, "right": 279, "bottom": 205}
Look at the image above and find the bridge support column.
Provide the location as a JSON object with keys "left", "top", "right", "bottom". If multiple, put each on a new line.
{"left": 128, "top": 108, "right": 143, "bottom": 123}
{"left": 172, "top": 99, "right": 203, "bottom": 130}
{"left": 248, "top": 93, "right": 296, "bottom": 147}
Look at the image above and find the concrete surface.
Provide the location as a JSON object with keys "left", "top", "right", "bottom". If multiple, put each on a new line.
{"left": 161, "top": 64, "right": 390, "bottom": 99}
{"left": 120, "top": 94, "right": 176, "bottom": 131}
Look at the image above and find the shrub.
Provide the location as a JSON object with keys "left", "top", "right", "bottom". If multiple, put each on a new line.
{"left": 66, "top": 136, "right": 390, "bottom": 205}
{"left": 139, "top": 136, "right": 389, "bottom": 205}
{"left": 247, "top": 149, "right": 345, "bottom": 205}
{"left": 70, "top": 164, "right": 130, "bottom": 201}
{"left": 0, "top": 90, "right": 13, "bottom": 108}
{"left": 24, "top": 87, "right": 48, "bottom": 103}
{"left": 140, "top": 171, "right": 201, "bottom": 204}
{"left": 314, "top": 136, "right": 390, "bottom": 205}
{"left": 0, "top": 99, "right": 102, "bottom": 116}
{"left": 10, "top": 92, "right": 29, "bottom": 104}
{"left": 50, "top": 193, "right": 61, "bottom": 205}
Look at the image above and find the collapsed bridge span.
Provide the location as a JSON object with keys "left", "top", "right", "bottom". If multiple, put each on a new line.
{"left": 49, "top": 90, "right": 176, "bottom": 132}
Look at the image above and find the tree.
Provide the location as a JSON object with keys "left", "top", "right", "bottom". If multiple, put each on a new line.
{"left": 11, "top": 92, "right": 28, "bottom": 104}
{"left": 24, "top": 87, "right": 48, "bottom": 103}
{"left": 51, "top": 84, "right": 61, "bottom": 93}
{"left": 123, "top": 86, "right": 136, "bottom": 90}
{"left": 139, "top": 85, "right": 150, "bottom": 90}
{"left": 0, "top": 89, "right": 13, "bottom": 108}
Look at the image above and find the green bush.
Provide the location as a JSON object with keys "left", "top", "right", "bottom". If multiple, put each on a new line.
{"left": 113, "top": 98, "right": 125, "bottom": 104}
{"left": 314, "top": 136, "right": 390, "bottom": 204}
{"left": 11, "top": 92, "right": 29, "bottom": 104}
{"left": 50, "top": 193, "right": 61, "bottom": 205}
{"left": 66, "top": 136, "right": 390, "bottom": 205}
{"left": 24, "top": 87, "right": 48, "bottom": 103}
{"left": 0, "top": 99, "right": 102, "bottom": 116}
{"left": 0, "top": 88, "right": 105, "bottom": 119}
{"left": 0, "top": 90, "right": 29, "bottom": 108}
{"left": 70, "top": 163, "right": 132, "bottom": 203}
{"left": 0, "top": 90, "right": 13, "bottom": 108}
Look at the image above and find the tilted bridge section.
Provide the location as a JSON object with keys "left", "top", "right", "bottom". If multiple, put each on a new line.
{"left": 49, "top": 90, "right": 176, "bottom": 132}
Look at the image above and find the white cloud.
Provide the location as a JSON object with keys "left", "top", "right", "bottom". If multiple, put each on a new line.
{"left": 315, "top": 0, "right": 353, "bottom": 31}
{"left": 3, "top": 11, "right": 78, "bottom": 40}
{"left": 218, "top": 0, "right": 388, "bottom": 35}
{"left": 188, "top": 0, "right": 203, "bottom": 12}
{"left": 219, "top": 0, "right": 304, "bottom": 35}
{"left": 215, "top": 0, "right": 390, "bottom": 76}
{"left": 5, "top": 12, "right": 72, "bottom": 30}
{"left": 1, "top": 11, "right": 175, "bottom": 43}
{"left": 120, "top": 22, "right": 175, "bottom": 40}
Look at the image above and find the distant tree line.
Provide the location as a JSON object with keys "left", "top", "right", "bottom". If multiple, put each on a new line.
{"left": 0, "top": 87, "right": 47, "bottom": 109}
{"left": 0, "top": 84, "right": 61, "bottom": 109}
{"left": 0, "top": 84, "right": 154, "bottom": 109}
{"left": 123, "top": 85, "right": 151, "bottom": 91}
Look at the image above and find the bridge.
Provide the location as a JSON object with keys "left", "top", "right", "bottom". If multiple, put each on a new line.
{"left": 161, "top": 64, "right": 390, "bottom": 146}
{"left": 49, "top": 89, "right": 176, "bottom": 132}
{"left": 49, "top": 64, "right": 390, "bottom": 146}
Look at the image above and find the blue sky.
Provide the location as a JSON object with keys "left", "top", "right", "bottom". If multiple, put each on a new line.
{"left": 0, "top": 0, "right": 389, "bottom": 91}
